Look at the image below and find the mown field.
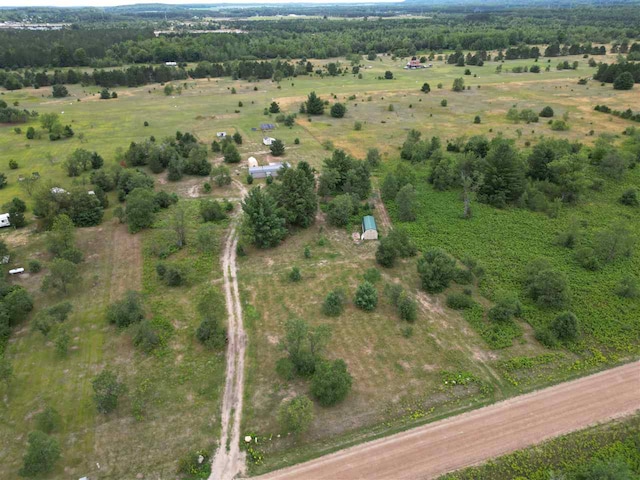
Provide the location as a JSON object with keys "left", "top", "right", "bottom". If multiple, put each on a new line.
{"left": 0, "top": 46, "right": 638, "bottom": 477}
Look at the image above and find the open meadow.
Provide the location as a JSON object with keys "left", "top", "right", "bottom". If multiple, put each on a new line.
{"left": 0, "top": 46, "right": 638, "bottom": 478}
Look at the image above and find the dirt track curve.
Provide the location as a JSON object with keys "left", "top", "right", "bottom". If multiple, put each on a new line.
{"left": 259, "top": 361, "right": 640, "bottom": 480}
{"left": 210, "top": 181, "right": 249, "bottom": 480}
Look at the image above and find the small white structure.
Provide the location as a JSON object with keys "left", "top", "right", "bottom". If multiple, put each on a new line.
{"left": 51, "top": 187, "right": 68, "bottom": 194}
{"left": 361, "top": 215, "right": 378, "bottom": 241}
{"left": 262, "top": 137, "right": 275, "bottom": 146}
{"left": 9, "top": 268, "right": 24, "bottom": 275}
{"left": 88, "top": 190, "right": 95, "bottom": 195}
{"left": 216, "top": 132, "right": 227, "bottom": 138}
{"left": 247, "top": 156, "right": 258, "bottom": 168}
{"left": 165, "top": 61, "right": 177, "bottom": 66}
{"left": 0, "top": 213, "right": 10, "bottom": 228}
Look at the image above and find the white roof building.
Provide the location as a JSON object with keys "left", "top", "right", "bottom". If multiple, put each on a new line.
{"left": 262, "top": 137, "right": 276, "bottom": 146}
{"left": 0, "top": 213, "right": 10, "bottom": 227}
{"left": 247, "top": 156, "right": 258, "bottom": 168}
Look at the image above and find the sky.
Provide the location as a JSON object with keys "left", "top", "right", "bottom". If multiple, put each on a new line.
{"left": 0, "top": 0, "right": 399, "bottom": 6}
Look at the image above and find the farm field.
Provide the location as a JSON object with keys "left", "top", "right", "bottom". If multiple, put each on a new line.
{"left": 0, "top": 44, "right": 638, "bottom": 479}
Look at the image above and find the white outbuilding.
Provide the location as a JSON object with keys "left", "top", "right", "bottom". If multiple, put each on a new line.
{"left": 0, "top": 213, "right": 10, "bottom": 228}
{"left": 247, "top": 156, "right": 258, "bottom": 168}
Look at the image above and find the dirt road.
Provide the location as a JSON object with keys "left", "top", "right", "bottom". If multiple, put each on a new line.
{"left": 259, "top": 361, "right": 640, "bottom": 480}
{"left": 373, "top": 190, "right": 392, "bottom": 235}
{"left": 210, "top": 181, "right": 249, "bottom": 480}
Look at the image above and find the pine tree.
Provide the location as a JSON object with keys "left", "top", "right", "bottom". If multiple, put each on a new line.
{"left": 273, "top": 165, "right": 318, "bottom": 228}
{"left": 241, "top": 187, "right": 287, "bottom": 248}
{"left": 306, "top": 91, "right": 325, "bottom": 115}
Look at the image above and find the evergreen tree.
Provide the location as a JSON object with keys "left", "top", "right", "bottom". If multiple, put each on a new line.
{"left": 273, "top": 164, "right": 317, "bottom": 228}
{"left": 330, "top": 102, "right": 347, "bottom": 118}
{"left": 396, "top": 184, "right": 417, "bottom": 221}
{"left": 306, "top": 91, "right": 325, "bottom": 115}
{"left": 270, "top": 139, "right": 286, "bottom": 156}
{"left": 241, "top": 187, "right": 287, "bottom": 248}
{"left": 478, "top": 138, "right": 526, "bottom": 208}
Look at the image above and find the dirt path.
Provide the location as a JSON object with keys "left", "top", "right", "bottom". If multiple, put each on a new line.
{"left": 210, "top": 181, "right": 248, "bottom": 480}
{"left": 373, "top": 190, "right": 392, "bottom": 235}
{"left": 258, "top": 361, "right": 640, "bottom": 480}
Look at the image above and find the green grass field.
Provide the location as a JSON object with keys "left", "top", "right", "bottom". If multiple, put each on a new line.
{"left": 0, "top": 48, "right": 638, "bottom": 477}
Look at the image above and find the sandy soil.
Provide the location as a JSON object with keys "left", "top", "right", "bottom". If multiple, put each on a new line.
{"left": 210, "top": 181, "right": 248, "bottom": 480}
{"left": 258, "top": 360, "right": 640, "bottom": 480}
{"left": 373, "top": 189, "right": 392, "bottom": 235}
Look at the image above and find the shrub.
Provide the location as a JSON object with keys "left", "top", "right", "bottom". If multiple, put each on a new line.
{"left": 417, "top": 249, "right": 456, "bottom": 293}
{"left": 289, "top": 267, "right": 302, "bottom": 282}
{"left": 551, "top": 120, "right": 570, "bottom": 131}
{"left": 322, "top": 289, "right": 346, "bottom": 317}
{"left": 354, "top": 281, "right": 378, "bottom": 311}
{"left": 279, "top": 395, "right": 314, "bottom": 434}
{"left": 619, "top": 189, "right": 639, "bottom": 207}
{"left": 133, "top": 319, "right": 162, "bottom": 353}
{"left": 613, "top": 72, "right": 634, "bottom": 90}
{"left": 615, "top": 276, "right": 639, "bottom": 298}
{"left": 446, "top": 293, "right": 474, "bottom": 310}
{"left": 539, "top": 106, "right": 554, "bottom": 117}
{"left": 534, "top": 328, "right": 557, "bottom": 348}
{"left": 575, "top": 247, "right": 601, "bottom": 271}
{"left": 35, "top": 406, "right": 61, "bottom": 434}
{"left": 363, "top": 267, "right": 381, "bottom": 284}
{"left": 311, "top": 359, "right": 352, "bottom": 406}
{"left": 156, "top": 263, "right": 185, "bottom": 286}
{"left": 275, "top": 357, "right": 296, "bottom": 380}
{"left": 398, "top": 295, "right": 417, "bottom": 322}
{"left": 19, "top": 431, "right": 61, "bottom": 477}
{"left": 354, "top": 121, "right": 362, "bottom": 131}
{"left": 524, "top": 259, "right": 570, "bottom": 308}
{"left": 473, "top": 115, "right": 481, "bottom": 124}
{"left": 330, "top": 103, "right": 347, "bottom": 118}
{"left": 92, "top": 369, "right": 126, "bottom": 414}
{"left": 551, "top": 311, "right": 579, "bottom": 341}
{"left": 177, "top": 450, "right": 211, "bottom": 478}
{"left": 488, "top": 296, "right": 522, "bottom": 322}
{"left": 196, "top": 317, "right": 226, "bottom": 349}
{"left": 441, "top": 99, "right": 448, "bottom": 107}
{"left": 106, "top": 291, "right": 144, "bottom": 328}
{"left": 27, "top": 260, "right": 41, "bottom": 273}
{"left": 454, "top": 268, "right": 474, "bottom": 285}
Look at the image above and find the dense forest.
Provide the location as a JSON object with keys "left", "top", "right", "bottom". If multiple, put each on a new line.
{"left": 1, "top": 6, "right": 640, "bottom": 69}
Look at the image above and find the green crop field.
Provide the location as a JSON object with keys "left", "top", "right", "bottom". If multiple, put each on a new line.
{"left": 0, "top": 44, "right": 638, "bottom": 478}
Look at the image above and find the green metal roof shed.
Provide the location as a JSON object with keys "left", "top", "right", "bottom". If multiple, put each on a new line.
{"left": 361, "top": 215, "right": 378, "bottom": 240}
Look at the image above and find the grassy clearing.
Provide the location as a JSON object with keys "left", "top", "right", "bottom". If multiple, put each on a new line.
{"left": 0, "top": 201, "right": 227, "bottom": 478}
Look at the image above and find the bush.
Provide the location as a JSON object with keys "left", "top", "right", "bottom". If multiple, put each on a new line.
{"left": 322, "top": 289, "right": 346, "bottom": 317}
{"left": 354, "top": 281, "right": 378, "bottom": 311}
{"left": 330, "top": 103, "right": 347, "bottom": 118}
{"left": 613, "top": 72, "right": 635, "bottom": 90}
{"left": 539, "top": 106, "right": 554, "bottom": 117}
{"left": 534, "top": 328, "right": 557, "bottom": 348}
{"left": 303, "top": 246, "right": 311, "bottom": 259}
{"left": 473, "top": 115, "right": 481, "bottom": 124}
{"left": 446, "top": 293, "right": 474, "bottom": 310}
{"left": 441, "top": 99, "right": 448, "bottom": 107}
{"left": 177, "top": 450, "right": 211, "bottom": 478}
{"left": 19, "top": 431, "right": 61, "bottom": 477}
{"left": 551, "top": 311, "right": 579, "bottom": 341}
{"left": 35, "top": 406, "right": 61, "bottom": 434}
{"left": 279, "top": 395, "right": 314, "bottom": 434}
{"left": 106, "top": 291, "right": 144, "bottom": 328}
{"left": 575, "top": 247, "right": 601, "bottom": 271}
{"left": 275, "top": 357, "right": 296, "bottom": 380}
{"left": 488, "top": 296, "right": 522, "bottom": 322}
{"left": 615, "top": 276, "right": 639, "bottom": 299}
{"left": 454, "top": 268, "right": 474, "bottom": 285}
{"left": 27, "top": 260, "right": 41, "bottom": 273}
{"left": 196, "top": 316, "right": 226, "bottom": 349}
{"left": 524, "top": 259, "right": 570, "bottom": 308}
{"left": 619, "top": 189, "right": 639, "bottom": 207}
{"left": 398, "top": 295, "right": 417, "bottom": 322}
{"left": 551, "top": 120, "right": 570, "bottom": 131}
{"left": 311, "top": 359, "right": 352, "bottom": 406}
{"left": 363, "top": 267, "right": 381, "bottom": 284}
{"left": 417, "top": 249, "right": 456, "bottom": 293}
{"left": 156, "top": 263, "right": 186, "bottom": 286}
{"left": 132, "top": 319, "right": 162, "bottom": 353}
{"left": 289, "top": 267, "right": 302, "bottom": 282}
{"left": 92, "top": 369, "right": 126, "bottom": 414}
